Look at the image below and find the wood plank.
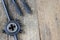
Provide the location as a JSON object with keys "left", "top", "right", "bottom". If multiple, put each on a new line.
{"left": 36, "top": 0, "right": 60, "bottom": 40}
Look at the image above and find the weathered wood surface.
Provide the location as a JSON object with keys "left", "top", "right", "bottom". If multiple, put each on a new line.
{"left": 0, "top": 0, "right": 60, "bottom": 40}
{"left": 36, "top": 0, "right": 60, "bottom": 40}
{"left": 0, "top": 0, "right": 40, "bottom": 40}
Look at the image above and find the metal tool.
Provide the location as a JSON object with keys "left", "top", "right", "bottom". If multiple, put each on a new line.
{"left": 20, "top": 0, "right": 32, "bottom": 13}
{"left": 2, "top": 0, "right": 12, "bottom": 21}
{"left": 2, "top": 0, "right": 22, "bottom": 40}
{"left": 11, "top": 0, "right": 23, "bottom": 16}
{"left": 12, "top": 0, "right": 32, "bottom": 14}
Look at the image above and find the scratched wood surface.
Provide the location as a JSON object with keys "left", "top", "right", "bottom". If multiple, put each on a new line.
{"left": 36, "top": 0, "right": 60, "bottom": 40}
{"left": 0, "top": 0, "right": 40, "bottom": 40}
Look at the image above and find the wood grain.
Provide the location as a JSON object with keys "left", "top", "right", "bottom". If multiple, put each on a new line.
{"left": 36, "top": 0, "right": 60, "bottom": 40}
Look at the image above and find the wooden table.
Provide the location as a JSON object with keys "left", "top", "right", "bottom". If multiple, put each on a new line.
{"left": 0, "top": 0, "right": 60, "bottom": 40}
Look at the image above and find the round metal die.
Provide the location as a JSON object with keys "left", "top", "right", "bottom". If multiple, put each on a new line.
{"left": 4, "top": 20, "right": 21, "bottom": 35}
{"left": 7, "top": 23, "right": 18, "bottom": 33}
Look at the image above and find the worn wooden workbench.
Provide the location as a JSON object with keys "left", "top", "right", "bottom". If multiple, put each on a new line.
{"left": 0, "top": 0, "right": 60, "bottom": 40}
